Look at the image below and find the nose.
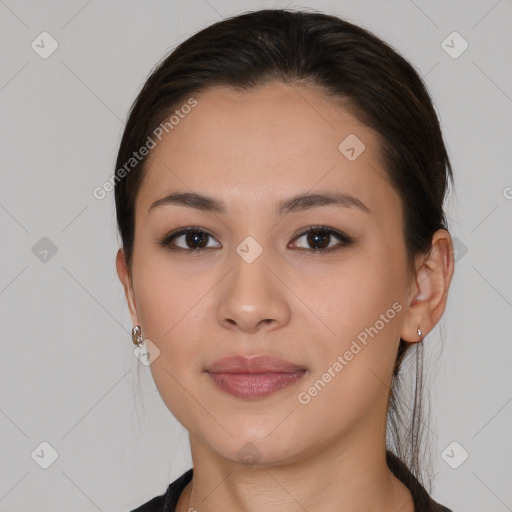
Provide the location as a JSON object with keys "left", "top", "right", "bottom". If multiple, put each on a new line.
{"left": 216, "top": 250, "right": 291, "bottom": 334}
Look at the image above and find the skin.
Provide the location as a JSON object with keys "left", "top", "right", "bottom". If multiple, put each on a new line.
{"left": 117, "top": 82, "right": 454, "bottom": 512}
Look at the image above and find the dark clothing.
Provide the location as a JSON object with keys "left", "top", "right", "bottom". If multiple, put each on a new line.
{"left": 130, "top": 469, "right": 192, "bottom": 512}
{"left": 130, "top": 464, "right": 453, "bottom": 512}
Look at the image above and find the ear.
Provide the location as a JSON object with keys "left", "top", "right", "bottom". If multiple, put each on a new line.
{"left": 116, "top": 249, "right": 139, "bottom": 325}
{"left": 401, "top": 229, "right": 455, "bottom": 342}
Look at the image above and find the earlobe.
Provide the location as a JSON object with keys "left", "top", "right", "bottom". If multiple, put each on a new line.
{"left": 400, "top": 229, "right": 455, "bottom": 342}
{"left": 115, "top": 249, "right": 139, "bottom": 324}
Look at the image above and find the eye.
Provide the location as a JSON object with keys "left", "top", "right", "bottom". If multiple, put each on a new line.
{"left": 289, "top": 225, "right": 353, "bottom": 253}
{"left": 158, "top": 225, "right": 352, "bottom": 254}
{"left": 158, "top": 227, "right": 220, "bottom": 252}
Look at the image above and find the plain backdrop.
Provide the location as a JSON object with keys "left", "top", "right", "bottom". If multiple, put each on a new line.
{"left": 0, "top": 1, "right": 511, "bottom": 511}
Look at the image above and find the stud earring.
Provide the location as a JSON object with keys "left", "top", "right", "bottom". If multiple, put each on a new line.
{"left": 131, "top": 325, "right": 144, "bottom": 346}
{"left": 417, "top": 325, "right": 422, "bottom": 338}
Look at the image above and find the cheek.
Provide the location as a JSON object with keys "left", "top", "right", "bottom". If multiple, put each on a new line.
{"left": 293, "top": 252, "right": 407, "bottom": 421}
{"left": 131, "top": 249, "right": 212, "bottom": 375}
{"left": 291, "top": 261, "right": 406, "bottom": 431}
{"left": 133, "top": 261, "right": 207, "bottom": 425}
{"left": 300, "top": 250, "right": 406, "bottom": 344}
{"left": 132, "top": 246, "right": 191, "bottom": 334}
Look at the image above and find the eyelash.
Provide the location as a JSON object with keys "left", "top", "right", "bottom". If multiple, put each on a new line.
{"left": 157, "top": 225, "right": 353, "bottom": 255}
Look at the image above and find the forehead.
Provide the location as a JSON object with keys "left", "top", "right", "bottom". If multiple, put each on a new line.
{"left": 137, "top": 82, "right": 397, "bottom": 217}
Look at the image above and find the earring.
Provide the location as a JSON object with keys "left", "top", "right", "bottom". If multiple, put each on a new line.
{"left": 417, "top": 325, "right": 422, "bottom": 339}
{"left": 132, "top": 325, "right": 144, "bottom": 346}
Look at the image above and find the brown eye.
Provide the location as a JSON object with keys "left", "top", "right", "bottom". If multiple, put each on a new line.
{"left": 289, "top": 226, "right": 352, "bottom": 253}
{"left": 158, "top": 228, "right": 220, "bottom": 252}
{"left": 182, "top": 231, "right": 210, "bottom": 249}
{"left": 158, "top": 225, "right": 352, "bottom": 254}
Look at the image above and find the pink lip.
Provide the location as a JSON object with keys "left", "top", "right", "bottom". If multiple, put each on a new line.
{"left": 206, "top": 356, "right": 306, "bottom": 399}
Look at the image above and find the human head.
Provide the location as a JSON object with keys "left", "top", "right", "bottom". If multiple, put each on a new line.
{"left": 114, "top": 8, "right": 454, "bottom": 488}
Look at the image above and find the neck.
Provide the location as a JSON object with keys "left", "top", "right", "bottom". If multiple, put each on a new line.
{"left": 177, "top": 427, "right": 414, "bottom": 512}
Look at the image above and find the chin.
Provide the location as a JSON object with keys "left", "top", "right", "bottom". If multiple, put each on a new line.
{"left": 200, "top": 425, "right": 308, "bottom": 468}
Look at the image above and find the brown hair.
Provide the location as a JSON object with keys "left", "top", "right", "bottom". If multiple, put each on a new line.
{"left": 114, "top": 9, "right": 453, "bottom": 509}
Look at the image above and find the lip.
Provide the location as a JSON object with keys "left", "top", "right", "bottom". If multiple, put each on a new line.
{"left": 207, "top": 355, "right": 305, "bottom": 374}
{"left": 206, "top": 355, "right": 307, "bottom": 399}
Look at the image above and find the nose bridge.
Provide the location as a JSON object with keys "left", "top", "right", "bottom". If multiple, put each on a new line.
{"left": 217, "top": 236, "right": 290, "bottom": 332}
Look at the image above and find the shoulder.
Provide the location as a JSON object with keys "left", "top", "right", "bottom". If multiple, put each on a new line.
{"left": 129, "top": 468, "right": 193, "bottom": 512}
{"left": 130, "top": 493, "right": 166, "bottom": 512}
{"left": 386, "top": 450, "right": 453, "bottom": 512}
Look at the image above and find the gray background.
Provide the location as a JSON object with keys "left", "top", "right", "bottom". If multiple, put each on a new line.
{"left": 0, "top": 0, "right": 511, "bottom": 511}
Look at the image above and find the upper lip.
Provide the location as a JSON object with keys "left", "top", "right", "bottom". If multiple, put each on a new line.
{"left": 206, "top": 355, "right": 305, "bottom": 374}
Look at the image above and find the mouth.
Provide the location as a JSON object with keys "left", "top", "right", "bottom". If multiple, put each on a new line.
{"left": 206, "top": 355, "right": 307, "bottom": 400}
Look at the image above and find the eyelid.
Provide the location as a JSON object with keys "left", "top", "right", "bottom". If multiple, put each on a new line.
{"left": 289, "top": 225, "right": 353, "bottom": 252}
{"left": 158, "top": 225, "right": 353, "bottom": 253}
{"left": 157, "top": 226, "right": 219, "bottom": 250}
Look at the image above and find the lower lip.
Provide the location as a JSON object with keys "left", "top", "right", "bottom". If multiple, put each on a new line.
{"left": 207, "top": 371, "right": 306, "bottom": 399}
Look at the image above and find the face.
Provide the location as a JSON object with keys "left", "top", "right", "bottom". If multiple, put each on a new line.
{"left": 121, "top": 82, "right": 418, "bottom": 466}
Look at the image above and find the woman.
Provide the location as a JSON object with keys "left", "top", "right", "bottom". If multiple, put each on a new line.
{"left": 115, "top": 9, "right": 455, "bottom": 512}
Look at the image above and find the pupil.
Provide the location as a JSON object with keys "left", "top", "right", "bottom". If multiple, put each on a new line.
{"left": 308, "top": 230, "right": 329, "bottom": 249}
{"left": 187, "top": 232, "right": 208, "bottom": 248}
{"left": 183, "top": 230, "right": 332, "bottom": 250}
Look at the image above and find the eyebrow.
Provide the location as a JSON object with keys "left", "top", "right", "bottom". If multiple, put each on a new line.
{"left": 148, "top": 191, "right": 370, "bottom": 215}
